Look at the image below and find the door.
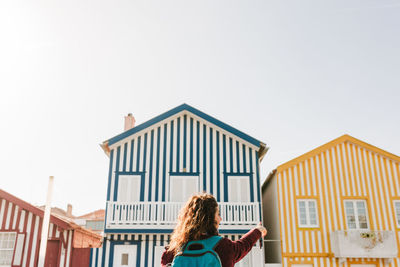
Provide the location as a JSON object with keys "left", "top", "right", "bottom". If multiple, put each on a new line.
{"left": 44, "top": 240, "right": 60, "bottom": 267}
{"left": 113, "top": 245, "right": 137, "bottom": 267}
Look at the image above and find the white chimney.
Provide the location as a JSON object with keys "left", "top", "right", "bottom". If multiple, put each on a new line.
{"left": 124, "top": 113, "right": 136, "bottom": 131}
{"left": 67, "top": 204, "right": 73, "bottom": 217}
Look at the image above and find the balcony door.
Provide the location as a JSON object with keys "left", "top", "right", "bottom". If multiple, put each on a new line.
{"left": 118, "top": 175, "right": 141, "bottom": 202}
{"left": 228, "top": 176, "right": 250, "bottom": 202}
{"left": 169, "top": 175, "right": 199, "bottom": 202}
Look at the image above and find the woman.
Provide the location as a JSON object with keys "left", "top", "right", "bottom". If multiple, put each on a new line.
{"left": 161, "top": 193, "right": 267, "bottom": 267}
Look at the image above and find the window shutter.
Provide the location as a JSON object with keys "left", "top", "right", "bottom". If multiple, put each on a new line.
{"left": 170, "top": 176, "right": 198, "bottom": 202}
{"left": 13, "top": 233, "right": 25, "bottom": 265}
{"left": 118, "top": 176, "right": 129, "bottom": 202}
{"left": 228, "top": 176, "right": 250, "bottom": 202}
{"left": 129, "top": 176, "right": 141, "bottom": 202}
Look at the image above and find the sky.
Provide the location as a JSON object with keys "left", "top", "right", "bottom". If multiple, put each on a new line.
{"left": 1, "top": 0, "right": 399, "bottom": 216}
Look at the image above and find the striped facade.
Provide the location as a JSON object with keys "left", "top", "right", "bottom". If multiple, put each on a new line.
{"left": 263, "top": 135, "right": 400, "bottom": 267}
{"left": 90, "top": 233, "right": 258, "bottom": 267}
{"left": 106, "top": 109, "right": 263, "bottom": 205}
{"left": 0, "top": 189, "right": 101, "bottom": 267}
{"left": 95, "top": 104, "right": 267, "bottom": 267}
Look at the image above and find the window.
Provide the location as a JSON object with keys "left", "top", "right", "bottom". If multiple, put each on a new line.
{"left": 297, "top": 199, "right": 318, "bottom": 227}
{"left": 118, "top": 175, "right": 141, "bottom": 202}
{"left": 344, "top": 200, "right": 369, "bottom": 229}
{"left": 121, "top": 253, "right": 129, "bottom": 265}
{"left": 86, "top": 220, "right": 104, "bottom": 231}
{"left": 228, "top": 176, "right": 250, "bottom": 202}
{"left": 170, "top": 175, "right": 199, "bottom": 202}
{"left": 394, "top": 200, "right": 400, "bottom": 227}
{"left": 0, "top": 232, "right": 16, "bottom": 265}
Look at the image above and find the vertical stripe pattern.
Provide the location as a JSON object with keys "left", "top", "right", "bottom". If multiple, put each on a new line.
{"left": 276, "top": 140, "right": 400, "bottom": 267}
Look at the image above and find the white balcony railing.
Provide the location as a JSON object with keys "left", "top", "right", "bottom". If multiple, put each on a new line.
{"left": 331, "top": 230, "right": 398, "bottom": 261}
{"left": 106, "top": 201, "right": 260, "bottom": 229}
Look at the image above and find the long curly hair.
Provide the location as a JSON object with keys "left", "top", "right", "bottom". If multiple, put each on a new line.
{"left": 168, "top": 193, "right": 219, "bottom": 253}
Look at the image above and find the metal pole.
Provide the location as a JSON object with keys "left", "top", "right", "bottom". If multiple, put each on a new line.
{"left": 37, "top": 176, "right": 54, "bottom": 267}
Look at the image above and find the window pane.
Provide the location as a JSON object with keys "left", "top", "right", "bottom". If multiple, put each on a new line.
{"left": 121, "top": 253, "right": 129, "bottom": 265}
{"left": 345, "top": 202, "right": 356, "bottom": 229}
{"left": 395, "top": 202, "right": 400, "bottom": 226}
{"left": 0, "top": 232, "right": 16, "bottom": 265}
{"left": 356, "top": 201, "right": 366, "bottom": 214}
{"left": 308, "top": 202, "right": 317, "bottom": 225}
{"left": 298, "top": 201, "right": 307, "bottom": 226}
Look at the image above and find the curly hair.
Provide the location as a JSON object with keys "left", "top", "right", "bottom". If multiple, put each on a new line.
{"left": 167, "top": 193, "right": 219, "bottom": 253}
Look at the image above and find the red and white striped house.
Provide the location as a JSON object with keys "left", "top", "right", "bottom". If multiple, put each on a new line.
{"left": 0, "top": 189, "right": 102, "bottom": 267}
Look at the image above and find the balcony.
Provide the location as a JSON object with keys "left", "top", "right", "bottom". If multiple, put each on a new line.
{"left": 106, "top": 201, "right": 260, "bottom": 230}
{"left": 331, "top": 230, "right": 398, "bottom": 262}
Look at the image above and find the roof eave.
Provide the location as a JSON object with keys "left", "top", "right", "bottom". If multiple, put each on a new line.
{"left": 100, "top": 141, "right": 110, "bottom": 157}
{"left": 258, "top": 142, "right": 269, "bottom": 162}
{"left": 104, "top": 103, "right": 264, "bottom": 149}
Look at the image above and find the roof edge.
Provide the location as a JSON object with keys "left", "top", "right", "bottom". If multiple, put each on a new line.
{"left": 105, "top": 103, "right": 264, "bottom": 149}
{"left": 277, "top": 134, "right": 400, "bottom": 173}
{"left": 0, "top": 189, "right": 71, "bottom": 230}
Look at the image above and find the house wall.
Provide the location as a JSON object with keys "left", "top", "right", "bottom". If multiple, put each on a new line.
{"left": 262, "top": 172, "right": 282, "bottom": 264}
{"left": 0, "top": 197, "right": 73, "bottom": 267}
{"left": 90, "top": 233, "right": 262, "bottom": 267}
{"left": 277, "top": 140, "right": 400, "bottom": 267}
{"left": 106, "top": 111, "right": 261, "bottom": 204}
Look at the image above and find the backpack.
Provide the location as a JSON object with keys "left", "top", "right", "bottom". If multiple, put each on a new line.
{"left": 170, "top": 236, "right": 223, "bottom": 267}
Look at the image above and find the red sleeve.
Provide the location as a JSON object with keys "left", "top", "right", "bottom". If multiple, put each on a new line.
{"left": 214, "top": 229, "right": 261, "bottom": 267}
{"left": 161, "top": 248, "right": 175, "bottom": 267}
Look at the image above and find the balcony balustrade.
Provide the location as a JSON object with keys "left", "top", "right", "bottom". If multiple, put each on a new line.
{"left": 331, "top": 230, "right": 398, "bottom": 263}
{"left": 106, "top": 201, "right": 260, "bottom": 230}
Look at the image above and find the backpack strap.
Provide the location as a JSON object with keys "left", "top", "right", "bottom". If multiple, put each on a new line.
{"left": 181, "top": 236, "right": 223, "bottom": 255}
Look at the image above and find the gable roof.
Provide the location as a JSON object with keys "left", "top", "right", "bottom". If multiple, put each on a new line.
{"left": 0, "top": 188, "right": 71, "bottom": 229}
{"left": 276, "top": 134, "right": 400, "bottom": 173}
{"left": 0, "top": 189, "right": 102, "bottom": 245}
{"left": 101, "top": 103, "right": 267, "bottom": 159}
{"left": 77, "top": 209, "right": 105, "bottom": 220}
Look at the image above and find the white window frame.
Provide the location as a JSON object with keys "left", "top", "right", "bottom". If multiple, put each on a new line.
{"left": 297, "top": 199, "right": 319, "bottom": 228}
{"left": 118, "top": 174, "right": 141, "bottom": 202}
{"left": 344, "top": 199, "right": 369, "bottom": 230}
{"left": 394, "top": 200, "right": 400, "bottom": 228}
{"left": 228, "top": 176, "right": 250, "bottom": 203}
{"left": 169, "top": 175, "right": 199, "bottom": 202}
{"left": 0, "top": 232, "right": 17, "bottom": 266}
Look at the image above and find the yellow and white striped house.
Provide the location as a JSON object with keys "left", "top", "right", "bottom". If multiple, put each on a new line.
{"left": 262, "top": 134, "right": 400, "bottom": 267}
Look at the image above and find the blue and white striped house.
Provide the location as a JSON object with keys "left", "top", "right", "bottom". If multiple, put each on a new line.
{"left": 90, "top": 104, "right": 268, "bottom": 267}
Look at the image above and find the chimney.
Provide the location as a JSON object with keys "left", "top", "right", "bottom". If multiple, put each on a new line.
{"left": 124, "top": 113, "right": 136, "bottom": 131}
{"left": 67, "top": 204, "right": 73, "bottom": 217}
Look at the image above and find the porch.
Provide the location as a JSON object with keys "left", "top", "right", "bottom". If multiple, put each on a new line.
{"left": 105, "top": 201, "right": 261, "bottom": 230}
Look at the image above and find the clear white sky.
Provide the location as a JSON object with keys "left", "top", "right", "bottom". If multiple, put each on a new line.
{"left": 1, "top": 0, "right": 399, "bottom": 216}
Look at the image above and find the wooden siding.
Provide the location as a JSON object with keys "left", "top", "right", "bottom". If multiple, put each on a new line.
{"left": 276, "top": 138, "right": 400, "bottom": 267}
{"left": 0, "top": 197, "right": 73, "bottom": 267}
{"left": 90, "top": 233, "right": 260, "bottom": 267}
{"left": 107, "top": 111, "right": 261, "bottom": 204}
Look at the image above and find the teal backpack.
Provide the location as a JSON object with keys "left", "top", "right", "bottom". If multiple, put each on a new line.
{"left": 170, "top": 236, "right": 223, "bottom": 267}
